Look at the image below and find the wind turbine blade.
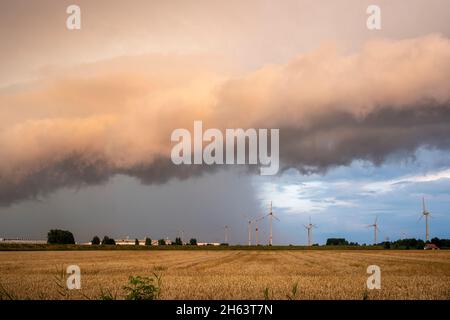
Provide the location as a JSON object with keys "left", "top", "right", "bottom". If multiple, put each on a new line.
{"left": 256, "top": 215, "right": 266, "bottom": 221}
{"left": 273, "top": 215, "right": 280, "bottom": 221}
{"left": 417, "top": 215, "right": 423, "bottom": 222}
{"left": 375, "top": 216, "right": 378, "bottom": 224}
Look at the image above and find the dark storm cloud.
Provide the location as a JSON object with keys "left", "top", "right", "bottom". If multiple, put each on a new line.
{"left": 1, "top": 35, "right": 450, "bottom": 205}
{"left": 0, "top": 154, "right": 219, "bottom": 206}
{"left": 0, "top": 153, "right": 112, "bottom": 206}
{"left": 279, "top": 100, "right": 450, "bottom": 173}
{"left": 2, "top": 100, "right": 450, "bottom": 206}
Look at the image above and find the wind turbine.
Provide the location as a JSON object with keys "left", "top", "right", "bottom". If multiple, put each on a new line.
{"left": 254, "top": 216, "right": 265, "bottom": 245}
{"left": 304, "top": 217, "right": 317, "bottom": 246}
{"left": 419, "top": 197, "right": 432, "bottom": 241}
{"left": 244, "top": 217, "right": 252, "bottom": 246}
{"left": 367, "top": 216, "right": 380, "bottom": 245}
{"left": 224, "top": 225, "right": 230, "bottom": 244}
{"left": 178, "top": 230, "right": 185, "bottom": 245}
{"left": 264, "top": 201, "right": 280, "bottom": 246}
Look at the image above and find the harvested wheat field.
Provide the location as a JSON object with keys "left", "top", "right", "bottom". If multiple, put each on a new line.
{"left": 0, "top": 250, "right": 449, "bottom": 300}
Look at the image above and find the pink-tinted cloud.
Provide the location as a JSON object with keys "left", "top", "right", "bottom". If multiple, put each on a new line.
{"left": 1, "top": 35, "right": 450, "bottom": 205}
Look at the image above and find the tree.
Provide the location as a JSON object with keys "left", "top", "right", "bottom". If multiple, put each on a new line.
{"left": 326, "top": 238, "right": 349, "bottom": 246}
{"left": 102, "top": 236, "right": 116, "bottom": 245}
{"left": 174, "top": 237, "right": 182, "bottom": 245}
{"left": 392, "top": 238, "right": 424, "bottom": 249}
{"left": 135, "top": 238, "right": 140, "bottom": 246}
{"left": 101, "top": 236, "right": 109, "bottom": 245}
{"left": 145, "top": 237, "right": 152, "bottom": 246}
{"left": 158, "top": 239, "right": 166, "bottom": 246}
{"left": 91, "top": 236, "right": 101, "bottom": 245}
{"left": 431, "top": 237, "right": 450, "bottom": 248}
{"left": 189, "top": 238, "right": 197, "bottom": 246}
{"left": 47, "top": 229, "right": 75, "bottom": 244}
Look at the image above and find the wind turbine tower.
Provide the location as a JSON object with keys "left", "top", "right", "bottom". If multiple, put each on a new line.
{"left": 367, "top": 217, "right": 380, "bottom": 245}
{"left": 420, "top": 197, "right": 431, "bottom": 241}
{"left": 266, "top": 201, "right": 280, "bottom": 246}
{"left": 224, "top": 225, "right": 229, "bottom": 244}
{"left": 254, "top": 216, "right": 264, "bottom": 245}
{"left": 304, "top": 217, "right": 317, "bottom": 246}
{"left": 245, "top": 218, "right": 252, "bottom": 246}
{"left": 179, "top": 230, "right": 185, "bottom": 245}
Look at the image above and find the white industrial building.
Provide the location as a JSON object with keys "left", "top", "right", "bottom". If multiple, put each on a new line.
{"left": 0, "top": 238, "right": 47, "bottom": 244}
{"left": 114, "top": 238, "right": 146, "bottom": 245}
{"left": 114, "top": 238, "right": 219, "bottom": 246}
{"left": 197, "top": 242, "right": 221, "bottom": 246}
{"left": 112, "top": 237, "right": 172, "bottom": 246}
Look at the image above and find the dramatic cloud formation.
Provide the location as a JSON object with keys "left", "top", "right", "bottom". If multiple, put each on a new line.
{"left": 1, "top": 34, "right": 450, "bottom": 205}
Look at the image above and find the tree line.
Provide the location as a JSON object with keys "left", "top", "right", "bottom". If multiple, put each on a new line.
{"left": 46, "top": 229, "right": 450, "bottom": 248}
{"left": 46, "top": 229, "right": 198, "bottom": 246}
{"left": 325, "top": 237, "right": 450, "bottom": 249}
{"left": 90, "top": 235, "right": 198, "bottom": 246}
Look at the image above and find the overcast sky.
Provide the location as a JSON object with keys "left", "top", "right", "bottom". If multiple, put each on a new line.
{"left": 0, "top": 0, "right": 449, "bottom": 244}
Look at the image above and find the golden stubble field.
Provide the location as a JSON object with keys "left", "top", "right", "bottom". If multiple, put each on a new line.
{"left": 0, "top": 250, "right": 449, "bottom": 300}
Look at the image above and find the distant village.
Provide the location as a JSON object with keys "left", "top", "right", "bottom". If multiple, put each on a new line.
{"left": 0, "top": 236, "right": 222, "bottom": 247}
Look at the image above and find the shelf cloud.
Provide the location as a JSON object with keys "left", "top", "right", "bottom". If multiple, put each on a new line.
{"left": 1, "top": 34, "right": 450, "bottom": 205}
